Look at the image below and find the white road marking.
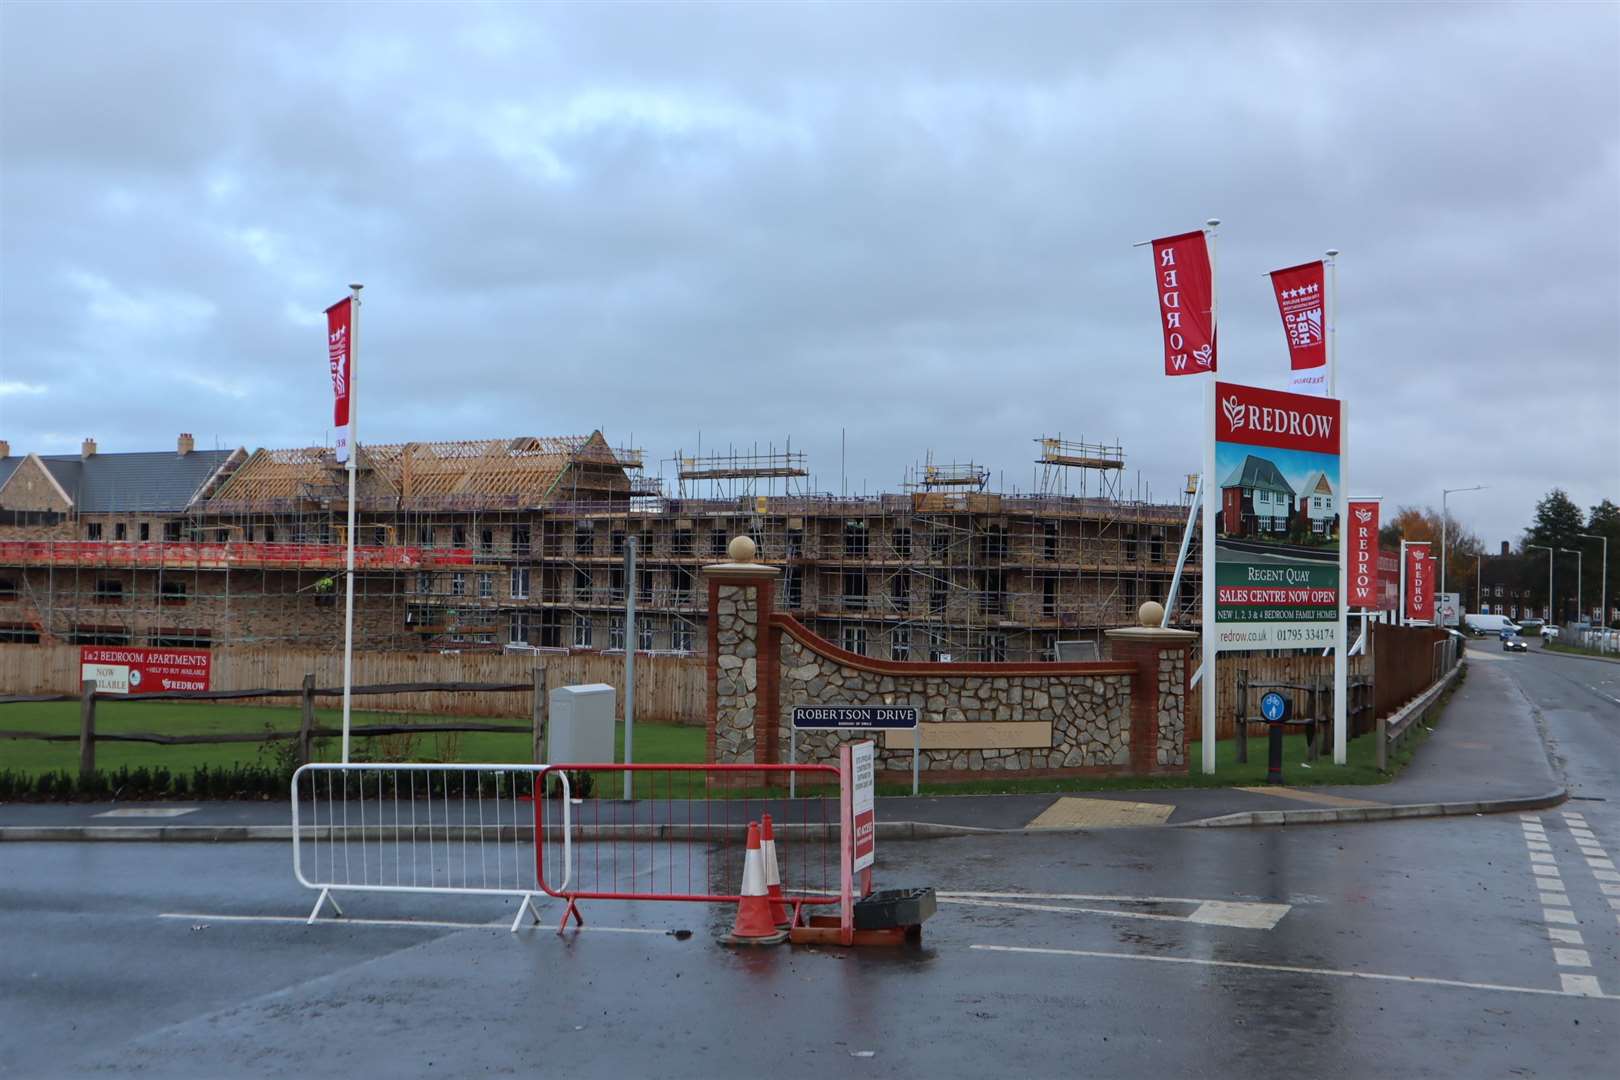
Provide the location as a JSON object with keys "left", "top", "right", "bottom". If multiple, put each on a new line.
{"left": 1544, "top": 908, "right": 1579, "bottom": 925}
{"left": 157, "top": 912, "right": 670, "bottom": 935}
{"left": 1531, "top": 852, "right": 1556, "bottom": 864}
{"left": 1527, "top": 841, "right": 1553, "bottom": 852}
{"left": 1553, "top": 947, "right": 1592, "bottom": 968}
{"left": 1548, "top": 927, "right": 1584, "bottom": 944}
{"left": 1589, "top": 858, "right": 1617, "bottom": 871}
{"left": 1533, "top": 865, "right": 1561, "bottom": 877}
{"left": 970, "top": 945, "right": 1619, "bottom": 1001}
{"left": 1608, "top": 898, "right": 1620, "bottom": 911}
{"left": 1521, "top": 813, "right": 1543, "bottom": 821}
{"left": 1542, "top": 893, "right": 1572, "bottom": 907}
{"left": 1596, "top": 870, "right": 1620, "bottom": 883}
{"left": 939, "top": 893, "right": 1289, "bottom": 932}
{"left": 1561, "top": 974, "right": 1605, "bottom": 997}
{"left": 1538, "top": 878, "right": 1566, "bottom": 891}
{"left": 94, "top": 807, "right": 199, "bottom": 818}
{"left": 1522, "top": 824, "right": 1546, "bottom": 834}
{"left": 1604, "top": 884, "right": 1620, "bottom": 897}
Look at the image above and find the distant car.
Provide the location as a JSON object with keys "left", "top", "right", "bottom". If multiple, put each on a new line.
{"left": 1503, "top": 635, "right": 1529, "bottom": 652}
{"left": 1464, "top": 613, "right": 1520, "bottom": 636}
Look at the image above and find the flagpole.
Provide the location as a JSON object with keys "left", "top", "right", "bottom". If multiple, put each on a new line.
{"left": 341, "top": 283, "right": 362, "bottom": 764}
{"left": 1325, "top": 249, "right": 1339, "bottom": 397}
{"left": 1204, "top": 218, "right": 1221, "bottom": 351}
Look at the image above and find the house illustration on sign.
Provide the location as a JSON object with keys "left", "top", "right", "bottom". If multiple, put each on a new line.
{"left": 1295, "top": 469, "right": 1335, "bottom": 535}
{"left": 1219, "top": 454, "right": 1296, "bottom": 538}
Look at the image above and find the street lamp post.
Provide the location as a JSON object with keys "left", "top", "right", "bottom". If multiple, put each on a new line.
{"left": 1527, "top": 545, "right": 1554, "bottom": 624}
{"left": 1579, "top": 533, "right": 1608, "bottom": 629}
{"left": 1440, "top": 484, "right": 1486, "bottom": 597}
{"left": 1561, "top": 548, "right": 1583, "bottom": 626}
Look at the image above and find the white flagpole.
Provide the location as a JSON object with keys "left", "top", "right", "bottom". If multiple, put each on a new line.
{"left": 341, "top": 283, "right": 362, "bottom": 764}
{"left": 1334, "top": 398, "right": 1348, "bottom": 765}
{"left": 1325, "top": 250, "right": 1339, "bottom": 398}
{"left": 1204, "top": 218, "right": 1221, "bottom": 365}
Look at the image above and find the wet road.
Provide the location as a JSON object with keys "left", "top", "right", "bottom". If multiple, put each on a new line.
{"left": 2, "top": 645, "right": 1617, "bottom": 1078}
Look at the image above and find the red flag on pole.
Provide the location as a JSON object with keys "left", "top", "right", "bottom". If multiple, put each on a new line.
{"left": 325, "top": 297, "right": 353, "bottom": 463}
{"left": 1404, "top": 543, "right": 1432, "bottom": 623}
{"left": 1269, "top": 261, "right": 1327, "bottom": 395}
{"left": 1150, "top": 231, "right": 1216, "bottom": 376}
{"left": 1348, "top": 500, "right": 1380, "bottom": 608}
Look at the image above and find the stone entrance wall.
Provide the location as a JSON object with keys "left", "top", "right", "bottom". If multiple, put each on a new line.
{"left": 703, "top": 538, "right": 1194, "bottom": 780}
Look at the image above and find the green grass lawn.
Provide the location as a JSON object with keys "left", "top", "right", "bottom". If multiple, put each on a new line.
{"left": 1543, "top": 639, "right": 1620, "bottom": 661}
{"left": 2, "top": 685, "right": 1445, "bottom": 798}
{"left": 0, "top": 699, "right": 704, "bottom": 778}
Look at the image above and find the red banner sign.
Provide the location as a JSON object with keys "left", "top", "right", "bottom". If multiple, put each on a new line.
{"left": 326, "top": 296, "right": 353, "bottom": 463}
{"left": 79, "top": 646, "right": 212, "bottom": 695}
{"left": 1151, "top": 231, "right": 1216, "bottom": 376}
{"left": 1348, "top": 500, "right": 1380, "bottom": 608}
{"left": 1404, "top": 544, "right": 1432, "bottom": 623}
{"left": 1269, "top": 260, "right": 1326, "bottom": 372}
{"left": 1214, "top": 381, "right": 1340, "bottom": 455}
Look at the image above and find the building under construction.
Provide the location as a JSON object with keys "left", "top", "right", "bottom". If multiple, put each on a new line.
{"left": 0, "top": 432, "right": 1199, "bottom": 661}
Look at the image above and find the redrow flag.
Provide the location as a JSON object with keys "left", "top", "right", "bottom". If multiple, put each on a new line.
{"left": 1269, "top": 260, "right": 1327, "bottom": 396}
{"left": 1150, "top": 231, "right": 1216, "bottom": 376}
{"left": 325, "top": 297, "right": 353, "bottom": 464}
{"left": 1404, "top": 543, "right": 1432, "bottom": 623}
{"left": 1347, "top": 500, "right": 1381, "bottom": 608}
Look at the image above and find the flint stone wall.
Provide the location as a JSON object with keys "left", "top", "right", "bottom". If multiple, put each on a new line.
{"left": 777, "top": 634, "right": 1134, "bottom": 773}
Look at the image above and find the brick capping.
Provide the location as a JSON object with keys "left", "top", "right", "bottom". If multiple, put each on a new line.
{"left": 772, "top": 614, "right": 1136, "bottom": 678}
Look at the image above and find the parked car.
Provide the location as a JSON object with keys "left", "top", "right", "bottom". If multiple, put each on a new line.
{"left": 1503, "top": 635, "right": 1529, "bottom": 652}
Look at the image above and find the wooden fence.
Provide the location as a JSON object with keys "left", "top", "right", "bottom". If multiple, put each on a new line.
{"left": 1184, "top": 648, "right": 1374, "bottom": 744}
{"left": 0, "top": 643, "right": 706, "bottom": 725}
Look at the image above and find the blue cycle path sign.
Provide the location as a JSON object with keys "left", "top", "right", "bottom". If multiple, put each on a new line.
{"left": 1259, "top": 691, "right": 1291, "bottom": 723}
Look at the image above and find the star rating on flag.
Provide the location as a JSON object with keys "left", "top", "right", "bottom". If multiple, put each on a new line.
{"left": 1281, "top": 284, "right": 1321, "bottom": 299}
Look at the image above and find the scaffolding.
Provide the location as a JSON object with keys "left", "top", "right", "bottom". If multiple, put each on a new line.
{"left": 1, "top": 429, "right": 1201, "bottom": 660}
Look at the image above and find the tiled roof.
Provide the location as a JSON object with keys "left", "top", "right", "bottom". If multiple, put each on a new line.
{"left": 1219, "top": 454, "right": 1295, "bottom": 498}
{"left": 0, "top": 449, "right": 239, "bottom": 512}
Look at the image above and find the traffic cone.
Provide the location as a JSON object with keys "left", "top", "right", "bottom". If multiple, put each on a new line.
{"left": 720, "top": 822, "right": 789, "bottom": 946}
{"left": 760, "top": 813, "right": 791, "bottom": 929}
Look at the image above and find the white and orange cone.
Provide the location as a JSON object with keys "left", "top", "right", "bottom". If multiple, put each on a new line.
{"left": 760, "top": 812, "right": 791, "bottom": 929}
{"left": 719, "top": 821, "right": 789, "bottom": 946}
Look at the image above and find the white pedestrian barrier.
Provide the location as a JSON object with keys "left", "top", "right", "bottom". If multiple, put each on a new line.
{"left": 291, "top": 763, "right": 569, "bottom": 931}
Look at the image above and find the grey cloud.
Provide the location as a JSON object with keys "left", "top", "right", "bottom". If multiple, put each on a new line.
{"left": 1, "top": 0, "right": 1616, "bottom": 546}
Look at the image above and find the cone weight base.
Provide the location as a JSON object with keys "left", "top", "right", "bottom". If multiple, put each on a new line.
{"left": 719, "top": 927, "right": 790, "bottom": 947}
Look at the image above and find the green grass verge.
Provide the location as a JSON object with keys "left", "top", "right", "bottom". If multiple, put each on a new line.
{"left": 1543, "top": 639, "right": 1620, "bottom": 661}
{"left": 4, "top": 667, "right": 1461, "bottom": 799}
{"left": 0, "top": 699, "right": 703, "bottom": 778}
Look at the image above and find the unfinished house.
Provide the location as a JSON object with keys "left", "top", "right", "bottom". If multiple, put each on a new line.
{"left": 0, "top": 432, "right": 1199, "bottom": 660}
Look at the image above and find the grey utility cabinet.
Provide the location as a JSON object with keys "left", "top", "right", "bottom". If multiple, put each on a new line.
{"left": 547, "top": 683, "right": 616, "bottom": 764}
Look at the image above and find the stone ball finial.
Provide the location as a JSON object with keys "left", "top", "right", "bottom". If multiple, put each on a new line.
{"left": 1138, "top": 600, "right": 1165, "bottom": 627}
{"left": 728, "top": 535, "right": 757, "bottom": 563}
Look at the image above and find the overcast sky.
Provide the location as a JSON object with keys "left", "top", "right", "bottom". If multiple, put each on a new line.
{"left": 2, "top": 1, "right": 1616, "bottom": 547}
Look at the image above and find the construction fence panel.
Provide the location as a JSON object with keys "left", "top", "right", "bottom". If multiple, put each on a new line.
{"left": 290, "top": 762, "right": 564, "bottom": 930}
{"left": 535, "top": 763, "right": 842, "bottom": 928}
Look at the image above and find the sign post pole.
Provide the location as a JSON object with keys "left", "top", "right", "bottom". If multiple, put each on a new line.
{"left": 1200, "top": 381, "right": 1217, "bottom": 774}
{"left": 913, "top": 725, "right": 920, "bottom": 797}
{"left": 339, "top": 284, "right": 361, "bottom": 766}
{"left": 1334, "top": 400, "right": 1348, "bottom": 765}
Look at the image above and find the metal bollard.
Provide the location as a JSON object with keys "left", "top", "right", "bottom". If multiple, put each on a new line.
{"left": 1266, "top": 722, "right": 1285, "bottom": 785}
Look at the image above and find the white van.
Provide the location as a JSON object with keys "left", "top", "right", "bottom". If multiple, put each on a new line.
{"left": 1463, "top": 613, "right": 1520, "bottom": 636}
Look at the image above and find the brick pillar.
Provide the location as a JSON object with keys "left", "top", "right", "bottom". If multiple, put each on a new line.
{"left": 703, "top": 537, "right": 781, "bottom": 765}
{"left": 1105, "top": 606, "right": 1197, "bottom": 774}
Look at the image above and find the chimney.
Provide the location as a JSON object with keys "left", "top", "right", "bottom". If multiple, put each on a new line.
{"left": 0, "top": 440, "right": 10, "bottom": 459}
{"left": 178, "top": 433, "right": 194, "bottom": 456}
{"left": 81, "top": 438, "right": 97, "bottom": 459}
{"left": 1501, "top": 541, "right": 1510, "bottom": 556}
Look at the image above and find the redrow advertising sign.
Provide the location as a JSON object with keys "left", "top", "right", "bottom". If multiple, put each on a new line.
{"left": 1151, "top": 231, "right": 1217, "bottom": 377}
{"left": 1215, "top": 382, "right": 1339, "bottom": 454}
{"left": 326, "top": 296, "right": 353, "bottom": 464}
{"left": 1404, "top": 544, "right": 1433, "bottom": 624}
{"left": 1269, "top": 260, "right": 1327, "bottom": 398}
{"left": 1347, "top": 500, "right": 1381, "bottom": 608}
{"left": 79, "top": 646, "right": 212, "bottom": 695}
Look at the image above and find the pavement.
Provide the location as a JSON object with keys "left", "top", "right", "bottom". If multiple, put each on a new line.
{"left": 0, "top": 638, "right": 1566, "bottom": 838}
{"left": 3, "top": 637, "right": 1617, "bottom": 1078}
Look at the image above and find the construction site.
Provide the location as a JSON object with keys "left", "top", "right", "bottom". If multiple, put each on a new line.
{"left": 0, "top": 432, "right": 1199, "bottom": 662}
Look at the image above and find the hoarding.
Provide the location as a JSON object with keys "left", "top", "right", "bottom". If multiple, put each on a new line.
{"left": 1208, "top": 381, "right": 1343, "bottom": 651}
{"left": 851, "top": 741, "right": 875, "bottom": 872}
{"left": 79, "top": 647, "right": 211, "bottom": 695}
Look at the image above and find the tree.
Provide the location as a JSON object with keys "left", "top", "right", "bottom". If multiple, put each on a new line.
{"left": 1524, "top": 488, "right": 1585, "bottom": 552}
